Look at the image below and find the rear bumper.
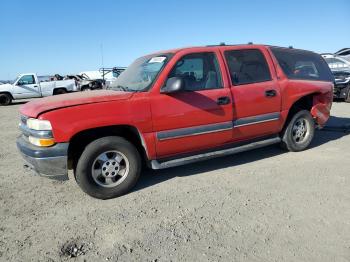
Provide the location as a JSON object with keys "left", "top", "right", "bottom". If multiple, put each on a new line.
{"left": 16, "top": 135, "right": 69, "bottom": 180}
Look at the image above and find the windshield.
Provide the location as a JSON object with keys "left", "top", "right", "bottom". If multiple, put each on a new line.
{"left": 109, "top": 54, "right": 169, "bottom": 92}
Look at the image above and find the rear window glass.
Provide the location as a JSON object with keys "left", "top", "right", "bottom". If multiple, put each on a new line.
{"left": 270, "top": 47, "right": 334, "bottom": 82}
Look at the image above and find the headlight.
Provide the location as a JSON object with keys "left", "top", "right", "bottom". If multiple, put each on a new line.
{"left": 28, "top": 136, "right": 55, "bottom": 147}
{"left": 27, "top": 118, "right": 52, "bottom": 130}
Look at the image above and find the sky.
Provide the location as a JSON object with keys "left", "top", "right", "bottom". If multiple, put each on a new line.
{"left": 0, "top": 0, "right": 349, "bottom": 80}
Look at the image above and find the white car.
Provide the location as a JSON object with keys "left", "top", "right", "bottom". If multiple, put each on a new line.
{"left": 0, "top": 73, "right": 78, "bottom": 105}
{"left": 321, "top": 54, "right": 350, "bottom": 72}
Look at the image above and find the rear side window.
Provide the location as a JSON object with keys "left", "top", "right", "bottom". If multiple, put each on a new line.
{"left": 224, "top": 49, "right": 271, "bottom": 85}
{"left": 270, "top": 47, "right": 334, "bottom": 82}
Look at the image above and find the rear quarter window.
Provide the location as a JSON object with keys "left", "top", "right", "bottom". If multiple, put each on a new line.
{"left": 270, "top": 47, "right": 334, "bottom": 82}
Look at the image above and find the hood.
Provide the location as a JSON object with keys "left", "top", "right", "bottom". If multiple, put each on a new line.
{"left": 0, "top": 83, "right": 13, "bottom": 91}
{"left": 20, "top": 90, "right": 134, "bottom": 118}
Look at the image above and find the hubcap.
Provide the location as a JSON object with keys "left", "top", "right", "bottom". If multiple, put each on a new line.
{"left": 91, "top": 151, "right": 129, "bottom": 188}
{"left": 292, "top": 118, "right": 309, "bottom": 144}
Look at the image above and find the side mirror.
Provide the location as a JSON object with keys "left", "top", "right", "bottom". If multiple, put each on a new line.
{"left": 16, "top": 81, "right": 23, "bottom": 86}
{"left": 161, "top": 77, "right": 184, "bottom": 94}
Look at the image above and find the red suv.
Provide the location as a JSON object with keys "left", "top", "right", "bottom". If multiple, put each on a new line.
{"left": 17, "top": 44, "right": 334, "bottom": 199}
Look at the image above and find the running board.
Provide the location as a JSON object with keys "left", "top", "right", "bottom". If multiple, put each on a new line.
{"left": 150, "top": 136, "right": 281, "bottom": 170}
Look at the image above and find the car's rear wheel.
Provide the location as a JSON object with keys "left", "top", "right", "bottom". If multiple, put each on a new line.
{"left": 81, "top": 86, "right": 91, "bottom": 91}
{"left": 54, "top": 88, "right": 67, "bottom": 95}
{"left": 0, "top": 93, "right": 12, "bottom": 106}
{"left": 75, "top": 136, "right": 141, "bottom": 199}
{"left": 280, "top": 110, "right": 315, "bottom": 152}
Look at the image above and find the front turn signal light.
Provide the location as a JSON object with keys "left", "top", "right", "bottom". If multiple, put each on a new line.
{"left": 29, "top": 136, "right": 55, "bottom": 147}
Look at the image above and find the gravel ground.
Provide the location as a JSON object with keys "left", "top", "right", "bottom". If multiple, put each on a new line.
{"left": 0, "top": 100, "right": 349, "bottom": 262}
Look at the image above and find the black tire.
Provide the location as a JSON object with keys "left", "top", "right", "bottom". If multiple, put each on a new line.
{"left": 81, "top": 87, "right": 91, "bottom": 91}
{"left": 54, "top": 88, "right": 67, "bottom": 95}
{"left": 0, "top": 93, "right": 12, "bottom": 106}
{"left": 280, "top": 110, "right": 315, "bottom": 152}
{"left": 75, "top": 136, "right": 141, "bottom": 199}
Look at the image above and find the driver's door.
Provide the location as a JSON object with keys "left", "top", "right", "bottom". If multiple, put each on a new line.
{"left": 14, "top": 74, "right": 41, "bottom": 98}
{"left": 150, "top": 51, "right": 233, "bottom": 158}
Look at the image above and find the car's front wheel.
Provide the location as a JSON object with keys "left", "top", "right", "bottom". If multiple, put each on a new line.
{"left": 280, "top": 110, "right": 315, "bottom": 152}
{"left": 75, "top": 136, "right": 141, "bottom": 199}
{"left": 0, "top": 93, "right": 12, "bottom": 106}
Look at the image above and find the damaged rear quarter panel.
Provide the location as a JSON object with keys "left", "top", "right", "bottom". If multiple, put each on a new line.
{"left": 280, "top": 79, "right": 333, "bottom": 127}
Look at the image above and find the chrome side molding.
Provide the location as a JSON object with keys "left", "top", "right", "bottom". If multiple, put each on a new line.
{"left": 150, "top": 136, "right": 281, "bottom": 169}
{"left": 157, "top": 121, "right": 233, "bottom": 141}
{"left": 233, "top": 112, "right": 280, "bottom": 128}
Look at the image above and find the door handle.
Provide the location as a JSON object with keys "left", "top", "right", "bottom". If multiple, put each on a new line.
{"left": 217, "top": 96, "right": 231, "bottom": 105}
{"left": 265, "top": 90, "right": 277, "bottom": 97}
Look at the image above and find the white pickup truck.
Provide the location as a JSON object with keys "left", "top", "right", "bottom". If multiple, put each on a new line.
{"left": 0, "top": 73, "right": 78, "bottom": 105}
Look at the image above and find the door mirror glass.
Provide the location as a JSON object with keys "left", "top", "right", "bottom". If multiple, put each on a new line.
{"left": 161, "top": 77, "right": 184, "bottom": 94}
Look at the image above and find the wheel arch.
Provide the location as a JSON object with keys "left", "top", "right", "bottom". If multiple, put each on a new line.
{"left": 53, "top": 87, "right": 68, "bottom": 95}
{"left": 0, "top": 91, "right": 14, "bottom": 99}
{"left": 67, "top": 125, "right": 149, "bottom": 170}
{"left": 283, "top": 92, "right": 320, "bottom": 129}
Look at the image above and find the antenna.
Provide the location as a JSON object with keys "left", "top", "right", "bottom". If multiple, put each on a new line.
{"left": 100, "top": 43, "right": 105, "bottom": 81}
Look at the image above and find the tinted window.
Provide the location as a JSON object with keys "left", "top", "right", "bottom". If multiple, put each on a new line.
{"left": 270, "top": 47, "right": 334, "bottom": 82}
{"left": 168, "top": 52, "right": 222, "bottom": 91}
{"left": 224, "top": 49, "right": 271, "bottom": 85}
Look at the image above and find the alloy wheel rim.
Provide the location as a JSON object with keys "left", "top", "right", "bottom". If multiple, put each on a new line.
{"left": 292, "top": 118, "right": 309, "bottom": 144}
{"left": 91, "top": 151, "right": 130, "bottom": 188}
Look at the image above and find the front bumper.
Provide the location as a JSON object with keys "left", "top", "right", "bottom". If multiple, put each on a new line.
{"left": 16, "top": 135, "right": 69, "bottom": 180}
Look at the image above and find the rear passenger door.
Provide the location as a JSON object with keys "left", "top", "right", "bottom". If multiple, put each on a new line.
{"left": 222, "top": 47, "right": 282, "bottom": 140}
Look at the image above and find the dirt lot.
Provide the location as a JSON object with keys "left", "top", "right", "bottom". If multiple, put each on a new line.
{"left": 0, "top": 100, "right": 349, "bottom": 262}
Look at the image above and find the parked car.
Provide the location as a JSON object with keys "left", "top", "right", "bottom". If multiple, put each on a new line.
{"left": 332, "top": 71, "right": 350, "bottom": 102}
{"left": 335, "top": 48, "right": 350, "bottom": 62}
{"left": 0, "top": 73, "right": 78, "bottom": 105}
{"left": 322, "top": 54, "right": 350, "bottom": 101}
{"left": 65, "top": 74, "right": 104, "bottom": 91}
{"left": 17, "top": 44, "right": 334, "bottom": 199}
{"left": 322, "top": 54, "right": 350, "bottom": 72}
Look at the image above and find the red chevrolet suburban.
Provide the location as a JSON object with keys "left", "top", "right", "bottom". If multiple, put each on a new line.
{"left": 17, "top": 44, "right": 334, "bottom": 199}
